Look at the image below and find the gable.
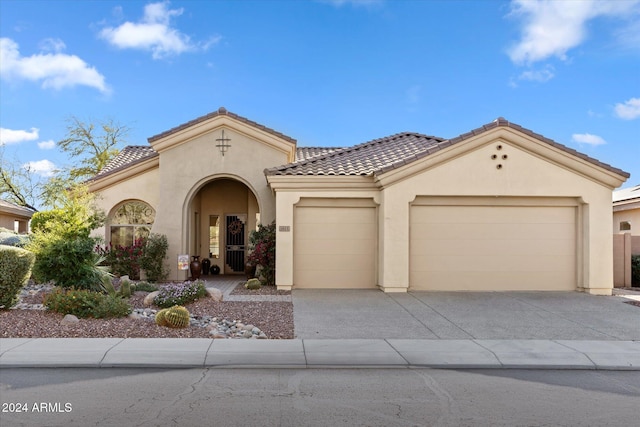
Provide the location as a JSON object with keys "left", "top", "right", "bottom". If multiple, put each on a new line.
{"left": 148, "top": 107, "right": 297, "bottom": 162}
{"left": 375, "top": 121, "right": 629, "bottom": 191}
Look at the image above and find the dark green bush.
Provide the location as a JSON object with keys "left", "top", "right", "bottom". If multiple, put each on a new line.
{"left": 43, "top": 288, "right": 131, "bottom": 318}
{"left": 154, "top": 280, "right": 207, "bottom": 308}
{"left": 0, "top": 245, "right": 35, "bottom": 309}
{"left": 140, "top": 233, "right": 169, "bottom": 282}
{"left": 30, "top": 236, "right": 105, "bottom": 290}
{"left": 632, "top": 255, "right": 640, "bottom": 287}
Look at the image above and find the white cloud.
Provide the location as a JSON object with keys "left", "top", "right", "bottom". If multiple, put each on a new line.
{"left": 37, "top": 140, "right": 56, "bottom": 150}
{"left": 23, "top": 159, "right": 56, "bottom": 177}
{"left": 38, "top": 38, "right": 66, "bottom": 53}
{"left": 572, "top": 133, "right": 607, "bottom": 146}
{"left": 99, "top": 1, "right": 216, "bottom": 59}
{"left": 614, "top": 97, "right": 640, "bottom": 120}
{"left": 507, "top": 0, "right": 640, "bottom": 65}
{"left": 517, "top": 65, "right": 555, "bottom": 82}
{"left": 0, "top": 37, "right": 109, "bottom": 93}
{"left": 0, "top": 127, "right": 39, "bottom": 145}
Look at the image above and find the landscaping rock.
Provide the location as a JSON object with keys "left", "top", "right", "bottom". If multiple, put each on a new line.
{"left": 143, "top": 291, "right": 160, "bottom": 306}
{"left": 206, "top": 287, "right": 224, "bottom": 302}
{"left": 60, "top": 314, "right": 79, "bottom": 325}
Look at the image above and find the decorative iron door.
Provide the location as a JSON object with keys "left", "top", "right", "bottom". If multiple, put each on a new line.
{"left": 225, "top": 214, "right": 246, "bottom": 273}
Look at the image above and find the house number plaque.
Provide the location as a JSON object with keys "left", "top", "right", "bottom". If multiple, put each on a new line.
{"left": 279, "top": 226, "right": 291, "bottom": 232}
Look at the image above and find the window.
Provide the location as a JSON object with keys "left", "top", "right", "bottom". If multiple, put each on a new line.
{"left": 620, "top": 221, "right": 631, "bottom": 232}
{"left": 110, "top": 201, "right": 155, "bottom": 247}
{"left": 209, "top": 215, "right": 220, "bottom": 258}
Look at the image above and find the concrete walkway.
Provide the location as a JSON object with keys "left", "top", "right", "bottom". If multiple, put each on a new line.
{"left": 1, "top": 280, "right": 638, "bottom": 370}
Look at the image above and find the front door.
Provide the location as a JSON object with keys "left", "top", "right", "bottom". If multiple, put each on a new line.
{"left": 225, "top": 214, "right": 246, "bottom": 273}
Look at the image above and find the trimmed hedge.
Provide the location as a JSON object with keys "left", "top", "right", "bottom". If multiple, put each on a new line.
{"left": 0, "top": 245, "right": 35, "bottom": 309}
{"left": 632, "top": 255, "right": 640, "bottom": 287}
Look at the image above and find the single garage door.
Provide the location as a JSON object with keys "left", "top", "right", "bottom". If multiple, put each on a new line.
{"left": 410, "top": 198, "right": 577, "bottom": 291}
{"left": 294, "top": 199, "right": 377, "bottom": 289}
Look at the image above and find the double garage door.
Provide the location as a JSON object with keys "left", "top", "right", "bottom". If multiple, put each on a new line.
{"left": 410, "top": 198, "right": 578, "bottom": 291}
{"left": 292, "top": 197, "right": 578, "bottom": 291}
{"left": 293, "top": 199, "right": 377, "bottom": 289}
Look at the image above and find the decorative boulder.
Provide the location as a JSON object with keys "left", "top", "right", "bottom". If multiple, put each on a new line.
{"left": 206, "top": 287, "right": 223, "bottom": 302}
{"left": 60, "top": 314, "right": 79, "bottom": 325}
{"left": 144, "top": 291, "right": 160, "bottom": 307}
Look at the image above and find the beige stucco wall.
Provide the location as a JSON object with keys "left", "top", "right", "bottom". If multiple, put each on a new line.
{"left": 91, "top": 166, "right": 160, "bottom": 241}
{"left": 270, "top": 127, "right": 626, "bottom": 295}
{"left": 91, "top": 114, "right": 294, "bottom": 281}
{"left": 613, "top": 205, "right": 640, "bottom": 235}
{"left": 150, "top": 122, "right": 291, "bottom": 281}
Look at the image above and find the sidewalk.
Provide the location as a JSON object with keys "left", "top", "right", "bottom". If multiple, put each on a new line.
{"left": 1, "top": 338, "right": 639, "bottom": 370}
{"left": 2, "top": 281, "right": 638, "bottom": 370}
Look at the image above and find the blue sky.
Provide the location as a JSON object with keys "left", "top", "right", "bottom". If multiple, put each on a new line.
{"left": 1, "top": 0, "right": 638, "bottom": 197}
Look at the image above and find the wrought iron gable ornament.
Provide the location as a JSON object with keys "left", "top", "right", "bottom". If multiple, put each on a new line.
{"left": 216, "top": 129, "right": 232, "bottom": 156}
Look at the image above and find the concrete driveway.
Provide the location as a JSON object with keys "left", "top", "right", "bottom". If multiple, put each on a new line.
{"left": 292, "top": 290, "right": 640, "bottom": 340}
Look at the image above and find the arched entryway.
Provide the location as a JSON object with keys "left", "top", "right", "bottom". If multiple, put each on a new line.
{"left": 188, "top": 177, "right": 260, "bottom": 275}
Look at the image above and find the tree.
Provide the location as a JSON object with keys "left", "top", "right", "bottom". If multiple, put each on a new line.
{"left": 0, "top": 149, "right": 40, "bottom": 211}
{"left": 0, "top": 117, "right": 130, "bottom": 211}
{"left": 58, "top": 116, "right": 130, "bottom": 180}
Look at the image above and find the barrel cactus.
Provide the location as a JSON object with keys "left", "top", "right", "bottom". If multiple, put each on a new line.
{"left": 245, "top": 278, "right": 261, "bottom": 290}
{"left": 164, "top": 305, "right": 191, "bottom": 328}
{"left": 155, "top": 308, "right": 169, "bottom": 326}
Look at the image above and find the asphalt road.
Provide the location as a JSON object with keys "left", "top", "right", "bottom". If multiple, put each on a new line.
{"left": 1, "top": 368, "right": 638, "bottom": 426}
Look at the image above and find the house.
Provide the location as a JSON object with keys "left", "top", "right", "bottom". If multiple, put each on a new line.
{"left": 612, "top": 184, "right": 640, "bottom": 287}
{"left": 0, "top": 199, "right": 34, "bottom": 234}
{"left": 613, "top": 185, "right": 640, "bottom": 235}
{"left": 88, "top": 107, "right": 629, "bottom": 295}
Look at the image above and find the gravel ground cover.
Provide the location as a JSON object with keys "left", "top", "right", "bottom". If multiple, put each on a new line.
{"left": 0, "top": 286, "right": 294, "bottom": 339}
{"left": 230, "top": 282, "right": 291, "bottom": 296}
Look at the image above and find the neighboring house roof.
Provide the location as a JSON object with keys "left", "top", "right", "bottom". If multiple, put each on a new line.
{"left": 265, "top": 117, "right": 630, "bottom": 177}
{"left": 613, "top": 184, "right": 640, "bottom": 203}
{"left": 0, "top": 199, "right": 35, "bottom": 218}
{"left": 148, "top": 107, "right": 297, "bottom": 144}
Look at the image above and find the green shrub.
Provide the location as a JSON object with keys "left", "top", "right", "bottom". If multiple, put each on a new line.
{"left": 133, "top": 281, "right": 158, "bottom": 292}
{"left": 43, "top": 288, "right": 131, "bottom": 318}
{"left": 30, "top": 235, "right": 105, "bottom": 290}
{"left": 632, "top": 255, "right": 640, "bottom": 287}
{"left": 140, "top": 233, "right": 169, "bottom": 282}
{"left": 0, "top": 245, "right": 35, "bottom": 309}
{"left": 154, "top": 280, "right": 207, "bottom": 308}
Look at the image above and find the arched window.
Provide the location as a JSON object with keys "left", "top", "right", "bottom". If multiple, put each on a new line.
{"left": 110, "top": 201, "right": 155, "bottom": 247}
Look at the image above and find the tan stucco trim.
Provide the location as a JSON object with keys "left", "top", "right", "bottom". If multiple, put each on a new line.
{"left": 88, "top": 157, "right": 159, "bottom": 193}
{"left": 150, "top": 115, "right": 297, "bottom": 162}
{"left": 266, "top": 175, "right": 379, "bottom": 191}
{"left": 375, "top": 127, "right": 628, "bottom": 190}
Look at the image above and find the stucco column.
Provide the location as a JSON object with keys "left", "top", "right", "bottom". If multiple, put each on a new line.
{"left": 379, "top": 190, "right": 410, "bottom": 292}
{"left": 274, "top": 192, "right": 298, "bottom": 290}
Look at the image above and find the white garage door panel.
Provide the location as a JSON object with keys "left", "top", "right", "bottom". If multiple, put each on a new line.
{"left": 294, "top": 206, "right": 377, "bottom": 289}
{"left": 410, "top": 204, "right": 576, "bottom": 291}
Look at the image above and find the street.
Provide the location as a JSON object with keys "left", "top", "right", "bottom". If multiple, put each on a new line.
{"left": 1, "top": 368, "right": 638, "bottom": 426}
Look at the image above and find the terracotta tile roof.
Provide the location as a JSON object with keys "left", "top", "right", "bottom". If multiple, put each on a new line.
{"left": 267, "top": 118, "right": 630, "bottom": 178}
{"left": 92, "top": 145, "right": 158, "bottom": 180}
{"left": 295, "top": 147, "right": 344, "bottom": 162}
{"left": 148, "top": 107, "right": 296, "bottom": 144}
{"left": 266, "top": 132, "right": 446, "bottom": 176}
